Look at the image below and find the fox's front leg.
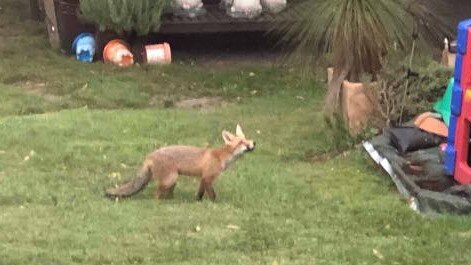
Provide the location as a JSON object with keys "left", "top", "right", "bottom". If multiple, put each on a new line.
{"left": 204, "top": 180, "right": 216, "bottom": 201}
{"left": 196, "top": 176, "right": 217, "bottom": 201}
{"left": 196, "top": 181, "right": 205, "bottom": 201}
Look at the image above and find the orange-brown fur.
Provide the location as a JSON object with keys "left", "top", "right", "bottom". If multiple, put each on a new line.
{"left": 106, "top": 125, "right": 255, "bottom": 201}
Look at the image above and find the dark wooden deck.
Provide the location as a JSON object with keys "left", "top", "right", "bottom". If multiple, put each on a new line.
{"left": 40, "top": 0, "right": 301, "bottom": 50}
{"left": 159, "top": 4, "right": 300, "bottom": 34}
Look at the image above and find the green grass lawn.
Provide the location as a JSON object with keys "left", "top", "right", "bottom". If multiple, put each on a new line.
{"left": 2, "top": 0, "right": 471, "bottom": 264}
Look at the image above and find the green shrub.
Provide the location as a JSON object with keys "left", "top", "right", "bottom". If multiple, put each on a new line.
{"left": 367, "top": 59, "right": 452, "bottom": 127}
{"left": 79, "top": 0, "right": 170, "bottom": 35}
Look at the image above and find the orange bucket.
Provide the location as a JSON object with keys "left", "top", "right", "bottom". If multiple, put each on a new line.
{"left": 103, "top": 39, "right": 134, "bottom": 67}
{"left": 144, "top": 42, "right": 171, "bottom": 64}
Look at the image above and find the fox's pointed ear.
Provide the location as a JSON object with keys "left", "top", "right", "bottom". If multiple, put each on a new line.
{"left": 222, "top": 130, "right": 235, "bottom": 144}
{"left": 235, "top": 124, "right": 245, "bottom": 138}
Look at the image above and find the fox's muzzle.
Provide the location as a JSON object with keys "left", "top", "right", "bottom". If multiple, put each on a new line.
{"left": 247, "top": 142, "right": 256, "bottom": 152}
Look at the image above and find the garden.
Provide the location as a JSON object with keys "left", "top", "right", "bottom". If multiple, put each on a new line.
{"left": 1, "top": 0, "right": 471, "bottom": 264}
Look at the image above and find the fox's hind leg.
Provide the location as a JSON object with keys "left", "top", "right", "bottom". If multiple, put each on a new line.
{"left": 155, "top": 171, "right": 178, "bottom": 200}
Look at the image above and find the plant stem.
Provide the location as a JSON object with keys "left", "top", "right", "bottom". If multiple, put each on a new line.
{"left": 399, "top": 38, "right": 416, "bottom": 124}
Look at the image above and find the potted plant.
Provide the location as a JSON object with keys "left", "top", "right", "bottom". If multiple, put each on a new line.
{"left": 278, "top": 0, "right": 451, "bottom": 134}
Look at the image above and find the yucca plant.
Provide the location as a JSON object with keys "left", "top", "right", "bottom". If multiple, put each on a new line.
{"left": 80, "top": 0, "right": 171, "bottom": 36}
{"left": 278, "top": 0, "right": 451, "bottom": 114}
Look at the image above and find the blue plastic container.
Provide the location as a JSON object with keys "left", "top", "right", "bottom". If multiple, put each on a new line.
{"left": 71, "top": 33, "right": 96, "bottom": 63}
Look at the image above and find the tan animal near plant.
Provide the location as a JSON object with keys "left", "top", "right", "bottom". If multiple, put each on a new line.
{"left": 106, "top": 125, "right": 256, "bottom": 201}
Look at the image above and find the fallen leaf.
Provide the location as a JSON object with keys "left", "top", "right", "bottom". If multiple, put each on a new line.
{"left": 458, "top": 230, "right": 471, "bottom": 238}
{"left": 227, "top": 224, "right": 240, "bottom": 230}
{"left": 250, "top": 90, "right": 258, "bottom": 95}
{"left": 373, "top": 249, "right": 384, "bottom": 260}
{"left": 24, "top": 156, "right": 30, "bottom": 161}
{"left": 109, "top": 172, "right": 121, "bottom": 179}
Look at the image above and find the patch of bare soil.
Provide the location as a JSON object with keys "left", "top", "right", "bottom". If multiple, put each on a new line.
{"left": 150, "top": 96, "right": 227, "bottom": 110}
{"left": 13, "top": 81, "right": 63, "bottom": 103}
{"left": 174, "top": 97, "right": 226, "bottom": 109}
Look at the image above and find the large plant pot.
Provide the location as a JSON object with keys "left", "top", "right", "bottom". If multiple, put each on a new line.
{"left": 341, "top": 80, "right": 375, "bottom": 135}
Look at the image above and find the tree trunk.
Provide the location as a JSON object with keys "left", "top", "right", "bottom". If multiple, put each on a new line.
{"left": 325, "top": 68, "right": 349, "bottom": 115}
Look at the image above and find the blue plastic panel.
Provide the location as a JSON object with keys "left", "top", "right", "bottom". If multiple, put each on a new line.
{"left": 448, "top": 114, "right": 459, "bottom": 145}
{"left": 455, "top": 54, "right": 464, "bottom": 82}
{"left": 457, "top": 19, "right": 471, "bottom": 55}
{"left": 451, "top": 82, "right": 463, "bottom": 116}
{"left": 444, "top": 144, "right": 456, "bottom": 176}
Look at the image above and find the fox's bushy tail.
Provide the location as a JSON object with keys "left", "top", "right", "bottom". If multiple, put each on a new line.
{"left": 106, "top": 165, "right": 152, "bottom": 198}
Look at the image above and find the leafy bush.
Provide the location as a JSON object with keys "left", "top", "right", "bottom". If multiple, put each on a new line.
{"left": 367, "top": 59, "right": 452, "bottom": 127}
{"left": 80, "top": 0, "right": 170, "bottom": 35}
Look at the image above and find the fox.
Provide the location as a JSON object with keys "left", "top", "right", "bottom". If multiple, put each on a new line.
{"left": 106, "top": 124, "right": 255, "bottom": 201}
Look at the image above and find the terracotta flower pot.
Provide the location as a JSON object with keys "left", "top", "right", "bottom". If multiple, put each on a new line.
{"left": 103, "top": 39, "right": 134, "bottom": 67}
{"left": 341, "top": 80, "right": 375, "bottom": 135}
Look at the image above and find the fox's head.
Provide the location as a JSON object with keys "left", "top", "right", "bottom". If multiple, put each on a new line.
{"left": 222, "top": 124, "right": 256, "bottom": 156}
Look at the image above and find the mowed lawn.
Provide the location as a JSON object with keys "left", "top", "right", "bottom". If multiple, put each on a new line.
{"left": 2, "top": 1, "right": 471, "bottom": 264}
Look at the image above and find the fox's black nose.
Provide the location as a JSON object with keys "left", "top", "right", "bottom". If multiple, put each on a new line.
{"left": 248, "top": 142, "right": 256, "bottom": 152}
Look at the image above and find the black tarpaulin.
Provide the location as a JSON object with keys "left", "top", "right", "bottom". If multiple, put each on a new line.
{"left": 364, "top": 129, "right": 471, "bottom": 215}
